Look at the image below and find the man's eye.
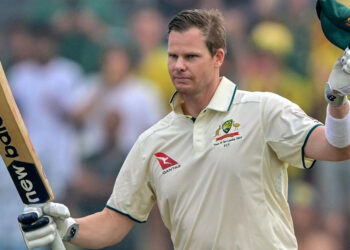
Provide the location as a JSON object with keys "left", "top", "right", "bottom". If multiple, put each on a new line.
{"left": 169, "top": 54, "right": 178, "bottom": 59}
{"left": 187, "top": 55, "right": 197, "bottom": 59}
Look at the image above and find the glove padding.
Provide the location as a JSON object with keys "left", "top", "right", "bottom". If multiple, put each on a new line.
{"left": 325, "top": 47, "right": 350, "bottom": 106}
{"left": 342, "top": 47, "right": 350, "bottom": 75}
{"left": 18, "top": 203, "right": 79, "bottom": 249}
{"left": 43, "top": 203, "right": 79, "bottom": 241}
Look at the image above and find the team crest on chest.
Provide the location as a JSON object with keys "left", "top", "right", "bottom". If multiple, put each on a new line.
{"left": 222, "top": 119, "right": 233, "bottom": 133}
{"left": 213, "top": 119, "right": 243, "bottom": 147}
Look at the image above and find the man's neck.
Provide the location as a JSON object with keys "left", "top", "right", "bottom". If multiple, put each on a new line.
{"left": 181, "top": 77, "right": 222, "bottom": 118}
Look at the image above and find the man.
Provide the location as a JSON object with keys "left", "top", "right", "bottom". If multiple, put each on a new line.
{"left": 18, "top": 9, "right": 350, "bottom": 250}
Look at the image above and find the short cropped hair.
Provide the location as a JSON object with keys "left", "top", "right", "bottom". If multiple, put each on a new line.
{"left": 168, "top": 9, "right": 226, "bottom": 57}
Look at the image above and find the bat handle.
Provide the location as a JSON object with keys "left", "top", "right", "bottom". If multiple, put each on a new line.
{"left": 50, "top": 234, "right": 66, "bottom": 250}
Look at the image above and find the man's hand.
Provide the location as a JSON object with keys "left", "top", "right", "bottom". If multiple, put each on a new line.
{"left": 341, "top": 48, "right": 350, "bottom": 74}
{"left": 18, "top": 203, "right": 79, "bottom": 249}
{"left": 325, "top": 47, "right": 350, "bottom": 106}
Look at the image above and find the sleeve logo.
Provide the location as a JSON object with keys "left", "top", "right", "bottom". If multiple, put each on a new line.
{"left": 154, "top": 152, "right": 178, "bottom": 169}
{"left": 154, "top": 152, "right": 181, "bottom": 175}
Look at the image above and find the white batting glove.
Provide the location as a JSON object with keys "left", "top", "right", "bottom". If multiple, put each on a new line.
{"left": 43, "top": 202, "right": 79, "bottom": 241}
{"left": 18, "top": 206, "right": 56, "bottom": 249}
{"left": 341, "top": 47, "right": 350, "bottom": 75}
{"left": 18, "top": 203, "right": 79, "bottom": 249}
{"left": 325, "top": 47, "right": 350, "bottom": 106}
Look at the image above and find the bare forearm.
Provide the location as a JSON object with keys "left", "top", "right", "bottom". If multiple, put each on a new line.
{"left": 72, "top": 208, "right": 134, "bottom": 249}
{"left": 305, "top": 98, "right": 350, "bottom": 160}
{"left": 328, "top": 101, "right": 349, "bottom": 118}
{"left": 305, "top": 126, "right": 350, "bottom": 161}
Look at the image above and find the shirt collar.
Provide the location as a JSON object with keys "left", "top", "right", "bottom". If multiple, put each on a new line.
{"left": 169, "top": 76, "right": 237, "bottom": 114}
{"left": 207, "top": 76, "right": 237, "bottom": 112}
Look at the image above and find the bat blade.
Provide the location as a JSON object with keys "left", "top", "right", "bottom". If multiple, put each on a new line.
{"left": 0, "top": 62, "right": 54, "bottom": 205}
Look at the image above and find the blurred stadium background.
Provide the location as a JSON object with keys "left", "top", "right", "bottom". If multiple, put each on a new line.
{"left": 0, "top": 0, "right": 349, "bottom": 249}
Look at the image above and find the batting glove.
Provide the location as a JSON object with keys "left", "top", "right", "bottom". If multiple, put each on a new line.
{"left": 18, "top": 203, "right": 79, "bottom": 249}
{"left": 325, "top": 47, "right": 350, "bottom": 106}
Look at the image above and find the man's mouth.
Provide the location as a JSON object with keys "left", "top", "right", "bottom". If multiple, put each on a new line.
{"left": 174, "top": 76, "right": 190, "bottom": 81}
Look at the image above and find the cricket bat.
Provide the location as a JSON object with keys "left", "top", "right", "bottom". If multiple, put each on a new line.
{"left": 0, "top": 62, "right": 65, "bottom": 250}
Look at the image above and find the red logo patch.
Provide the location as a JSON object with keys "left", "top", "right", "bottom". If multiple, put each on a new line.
{"left": 154, "top": 152, "right": 178, "bottom": 170}
{"left": 216, "top": 132, "right": 239, "bottom": 141}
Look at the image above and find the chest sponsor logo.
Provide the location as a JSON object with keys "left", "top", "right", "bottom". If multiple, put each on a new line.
{"left": 154, "top": 152, "right": 181, "bottom": 175}
{"left": 213, "top": 119, "right": 242, "bottom": 147}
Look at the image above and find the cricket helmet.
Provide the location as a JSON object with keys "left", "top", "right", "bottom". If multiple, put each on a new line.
{"left": 316, "top": 0, "right": 350, "bottom": 49}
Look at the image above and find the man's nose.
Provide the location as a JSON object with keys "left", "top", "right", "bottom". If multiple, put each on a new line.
{"left": 175, "top": 57, "right": 186, "bottom": 71}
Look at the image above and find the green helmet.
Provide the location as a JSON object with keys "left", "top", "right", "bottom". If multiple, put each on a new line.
{"left": 316, "top": 0, "right": 350, "bottom": 49}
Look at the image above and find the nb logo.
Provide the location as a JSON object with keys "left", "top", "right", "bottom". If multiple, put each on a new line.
{"left": 327, "top": 94, "right": 336, "bottom": 102}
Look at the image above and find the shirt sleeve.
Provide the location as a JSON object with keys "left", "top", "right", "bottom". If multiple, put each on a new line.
{"left": 262, "top": 93, "right": 323, "bottom": 169}
{"left": 106, "top": 139, "right": 155, "bottom": 222}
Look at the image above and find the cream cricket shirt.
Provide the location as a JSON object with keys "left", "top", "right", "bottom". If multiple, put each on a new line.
{"left": 107, "top": 77, "right": 322, "bottom": 250}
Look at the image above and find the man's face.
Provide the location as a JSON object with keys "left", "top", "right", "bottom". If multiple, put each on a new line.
{"left": 168, "top": 27, "right": 222, "bottom": 96}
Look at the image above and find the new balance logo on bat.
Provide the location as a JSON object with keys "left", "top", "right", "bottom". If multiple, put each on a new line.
{"left": 7, "top": 160, "right": 50, "bottom": 204}
{"left": 10, "top": 162, "right": 40, "bottom": 203}
{"left": 0, "top": 116, "right": 18, "bottom": 158}
{"left": 0, "top": 115, "right": 50, "bottom": 204}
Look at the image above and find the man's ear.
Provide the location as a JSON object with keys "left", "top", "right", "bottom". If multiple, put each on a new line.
{"left": 214, "top": 48, "right": 225, "bottom": 68}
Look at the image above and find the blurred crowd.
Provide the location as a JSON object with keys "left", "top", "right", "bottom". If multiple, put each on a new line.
{"left": 0, "top": 0, "right": 349, "bottom": 249}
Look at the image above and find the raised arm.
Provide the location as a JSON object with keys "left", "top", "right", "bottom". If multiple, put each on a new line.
{"left": 305, "top": 48, "right": 350, "bottom": 161}
{"left": 18, "top": 202, "right": 135, "bottom": 249}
